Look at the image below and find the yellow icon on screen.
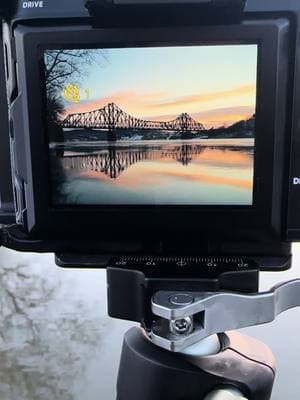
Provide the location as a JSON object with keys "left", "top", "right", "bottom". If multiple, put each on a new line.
{"left": 63, "top": 84, "right": 80, "bottom": 104}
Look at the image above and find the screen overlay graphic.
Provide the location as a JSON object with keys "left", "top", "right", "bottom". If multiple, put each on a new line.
{"left": 45, "top": 45, "right": 257, "bottom": 206}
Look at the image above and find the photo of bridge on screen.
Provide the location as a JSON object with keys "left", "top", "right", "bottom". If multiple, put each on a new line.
{"left": 61, "top": 102, "right": 206, "bottom": 141}
{"left": 44, "top": 45, "right": 257, "bottom": 206}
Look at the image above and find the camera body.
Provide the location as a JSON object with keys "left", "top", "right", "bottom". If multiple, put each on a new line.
{"left": 1, "top": 0, "right": 300, "bottom": 268}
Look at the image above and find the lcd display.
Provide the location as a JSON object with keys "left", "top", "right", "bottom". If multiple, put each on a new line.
{"left": 44, "top": 45, "right": 257, "bottom": 206}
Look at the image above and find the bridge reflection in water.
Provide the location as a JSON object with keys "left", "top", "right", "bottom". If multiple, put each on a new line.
{"left": 51, "top": 140, "right": 254, "bottom": 206}
{"left": 61, "top": 144, "right": 204, "bottom": 180}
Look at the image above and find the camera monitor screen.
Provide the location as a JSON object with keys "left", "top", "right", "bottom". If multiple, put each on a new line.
{"left": 44, "top": 45, "right": 258, "bottom": 206}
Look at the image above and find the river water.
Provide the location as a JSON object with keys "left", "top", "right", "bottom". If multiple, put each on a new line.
{"left": 50, "top": 139, "right": 254, "bottom": 206}
{"left": 1, "top": 246, "right": 300, "bottom": 399}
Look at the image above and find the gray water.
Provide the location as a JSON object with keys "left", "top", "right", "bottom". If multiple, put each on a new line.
{"left": 1, "top": 245, "right": 300, "bottom": 399}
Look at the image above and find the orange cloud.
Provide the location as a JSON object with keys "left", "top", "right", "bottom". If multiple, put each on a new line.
{"left": 144, "top": 106, "right": 255, "bottom": 129}
{"left": 148, "top": 85, "right": 256, "bottom": 109}
{"left": 192, "top": 105, "right": 255, "bottom": 128}
{"left": 64, "top": 90, "right": 168, "bottom": 117}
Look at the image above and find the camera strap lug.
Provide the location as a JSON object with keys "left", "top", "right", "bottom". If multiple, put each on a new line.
{"left": 151, "top": 279, "right": 300, "bottom": 352}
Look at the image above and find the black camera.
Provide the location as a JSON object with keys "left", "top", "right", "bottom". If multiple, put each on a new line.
{"left": 4, "top": 4, "right": 300, "bottom": 398}
{"left": 0, "top": 0, "right": 300, "bottom": 270}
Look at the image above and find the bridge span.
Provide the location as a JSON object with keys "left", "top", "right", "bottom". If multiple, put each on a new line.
{"left": 62, "top": 103, "right": 205, "bottom": 136}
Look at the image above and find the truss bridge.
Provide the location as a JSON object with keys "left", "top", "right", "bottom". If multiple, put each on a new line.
{"left": 62, "top": 103, "right": 205, "bottom": 137}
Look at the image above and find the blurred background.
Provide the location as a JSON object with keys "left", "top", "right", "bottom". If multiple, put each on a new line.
{"left": 0, "top": 245, "right": 300, "bottom": 400}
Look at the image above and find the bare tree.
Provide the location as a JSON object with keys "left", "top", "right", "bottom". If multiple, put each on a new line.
{"left": 44, "top": 49, "right": 108, "bottom": 140}
{"left": 44, "top": 49, "right": 107, "bottom": 96}
{"left": 47, "top": 96, "right": 65, "bottom": 124}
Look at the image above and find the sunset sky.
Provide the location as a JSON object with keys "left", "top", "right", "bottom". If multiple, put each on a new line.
{"left": 59, "top": 45, "right": 258, "bottom": 129}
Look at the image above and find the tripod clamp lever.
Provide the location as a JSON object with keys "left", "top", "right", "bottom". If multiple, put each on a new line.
{"left": 151, "top": 279, "right": 300, "bottom": 352}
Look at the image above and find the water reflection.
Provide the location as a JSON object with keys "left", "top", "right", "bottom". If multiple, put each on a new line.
{"left": 0, "top": 250, "right": 104, "bottom": 400}
{"left": 50, "top": 139, "right": 254, "bottom": 205}
{"left": 60, "top": 144, "right": 206, "bottom": 180}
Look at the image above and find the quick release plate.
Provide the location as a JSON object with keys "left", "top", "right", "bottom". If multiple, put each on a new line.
{"left": 107, "top": 256, "right": 259, "bottom": 325}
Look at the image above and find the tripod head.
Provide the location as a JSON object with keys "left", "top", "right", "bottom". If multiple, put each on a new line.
{"left": 105, "top": 256, "right": 300, "bottom": 350}
{"left": 104, "top": 256, "right": 300, "bottom": 400}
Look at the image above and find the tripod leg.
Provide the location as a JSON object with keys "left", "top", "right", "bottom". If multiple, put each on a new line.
{"left": 116, "top": 327, "right": 275, "bottom": 400}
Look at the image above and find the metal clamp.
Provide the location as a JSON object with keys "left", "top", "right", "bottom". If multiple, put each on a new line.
{"left": 150, "top": 279, "right": 300, "bottom": 352}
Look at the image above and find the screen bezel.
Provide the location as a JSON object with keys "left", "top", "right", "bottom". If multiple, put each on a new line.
{"left": 14, "top": 21, "right": 289, "bottom": 240}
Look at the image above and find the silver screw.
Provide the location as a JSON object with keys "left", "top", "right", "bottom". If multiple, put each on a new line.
{"left": 169, "top": 316, "right": 194, "bottom": 335}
